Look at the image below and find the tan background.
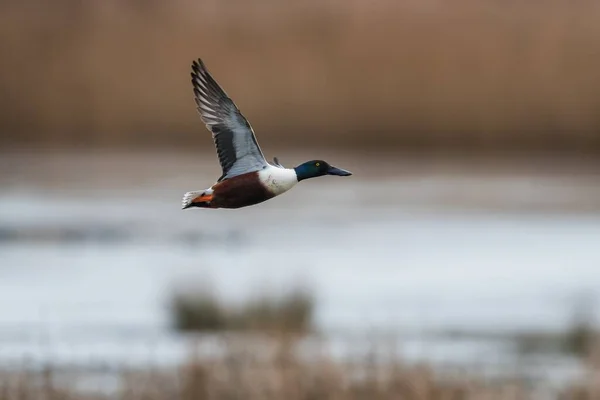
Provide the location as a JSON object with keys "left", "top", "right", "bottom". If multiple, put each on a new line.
{"left": 2, "top": 0, "right": 600, "bottom": 153}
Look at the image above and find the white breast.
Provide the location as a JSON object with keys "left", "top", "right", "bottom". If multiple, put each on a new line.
{"left": 258, "top": 165, "right": 298, "bottom": 196}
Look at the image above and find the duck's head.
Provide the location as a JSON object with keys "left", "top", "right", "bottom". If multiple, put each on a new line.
{"left": 294, "top": 160, "right": 352, "bottom": 181}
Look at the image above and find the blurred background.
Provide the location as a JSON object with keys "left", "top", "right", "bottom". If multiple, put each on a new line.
{"left": 1, "top": 0, "right": 600, "bottom": 397}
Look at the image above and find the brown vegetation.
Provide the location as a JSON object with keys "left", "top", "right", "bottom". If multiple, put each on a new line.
{"left": 0, "top": 337, "right": 600, "bottom": 400}
{"left": 2, "top": 0, "right": 600, "bottom": 153}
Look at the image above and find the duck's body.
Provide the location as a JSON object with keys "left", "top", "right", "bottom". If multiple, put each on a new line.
{"left": 183, "top": 165, "right": 298, "bottom": 209}
{"left": 182, "top": 59, "right": 351, "bottom": 210}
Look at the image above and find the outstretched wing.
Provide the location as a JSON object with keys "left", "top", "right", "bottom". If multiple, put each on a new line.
{"left": 191, "top": 59, "right": 268, "bottom": 181}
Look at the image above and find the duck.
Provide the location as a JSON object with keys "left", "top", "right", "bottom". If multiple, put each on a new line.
{"left": 182, "top": 58, "right": 352, "bottom": 210}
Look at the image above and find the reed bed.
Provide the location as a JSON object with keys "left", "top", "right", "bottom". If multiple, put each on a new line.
{"left": 2, "top": 0, "right": 600, "bottom": 152}
{"left": 0, "top": 335, "right": 599, "bottom": 400}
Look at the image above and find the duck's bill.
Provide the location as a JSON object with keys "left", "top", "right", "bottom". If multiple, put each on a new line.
{"left": 327, "top": 166, "right": 352, "bottom": 176}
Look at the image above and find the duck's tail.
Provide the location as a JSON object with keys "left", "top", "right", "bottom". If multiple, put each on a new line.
{"left": 182, "top": 189, "right": 213, "bottom": 209}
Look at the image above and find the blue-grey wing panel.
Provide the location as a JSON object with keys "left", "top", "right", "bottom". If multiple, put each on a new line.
{"left": 191, "top": 59, "right": 267, "bottom": 180}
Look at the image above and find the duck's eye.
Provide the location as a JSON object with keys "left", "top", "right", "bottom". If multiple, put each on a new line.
{"left": 315, "top": 162, "right": 320, "bottom": 167}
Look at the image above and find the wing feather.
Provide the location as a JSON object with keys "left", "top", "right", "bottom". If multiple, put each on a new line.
{"left": 191, "top": 59, "right": 267, "bottom": 181}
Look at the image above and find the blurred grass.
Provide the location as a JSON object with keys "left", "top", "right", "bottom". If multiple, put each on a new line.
{"left": 0, "top": 337, "right": 599, "bottom": 399}
{"left": 516, "top": 292, "right": 599, "bottom": 359}
{"left": 171, "top": 287, "right": 314, "bottom": 334}
{"left": 2, "top": 0, "right": 600, "bottom": 153}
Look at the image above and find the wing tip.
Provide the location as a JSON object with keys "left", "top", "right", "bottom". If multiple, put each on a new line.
{"left": 191, "top": 57, "right": 204, "bottom": 69}
{"left": 190, "top": 58, "right": 217, "bottom": 97}
{"left": 191, "top": 58, "right": 208, "bottom": 78}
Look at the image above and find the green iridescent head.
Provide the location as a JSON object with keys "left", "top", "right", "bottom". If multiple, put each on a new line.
{"left": 294, "top": 160, "right": 352, "bottom": 181}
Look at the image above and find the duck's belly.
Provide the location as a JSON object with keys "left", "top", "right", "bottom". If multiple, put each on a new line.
{"left": 210, "top": 172, "right": 275, "bottom": 209}
{"left": 210, "top": 167, "right": 298, "bottom": 209}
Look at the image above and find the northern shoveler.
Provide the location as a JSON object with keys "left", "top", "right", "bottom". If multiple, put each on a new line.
{"left": 182, "top": 59, "right": 352, "bottom": 210}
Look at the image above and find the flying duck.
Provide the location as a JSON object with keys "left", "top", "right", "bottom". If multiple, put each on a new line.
{"left": 182, "top": 59, "right": 352, "bottom": 210}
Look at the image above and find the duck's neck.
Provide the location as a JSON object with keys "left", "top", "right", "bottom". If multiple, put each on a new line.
{"left": 294, "top": 166, "right": 315, "bottom": 182}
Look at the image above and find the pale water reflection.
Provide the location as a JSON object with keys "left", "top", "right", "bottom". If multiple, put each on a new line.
{"left": 0, "top": 151, "right": 599, "bottom": 384}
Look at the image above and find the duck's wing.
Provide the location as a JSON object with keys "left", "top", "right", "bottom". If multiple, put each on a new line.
{"left": 191, "top": 59, "right": 268, "bottom": 181}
